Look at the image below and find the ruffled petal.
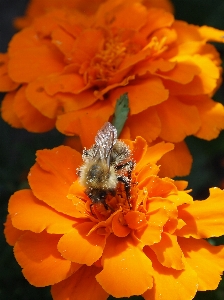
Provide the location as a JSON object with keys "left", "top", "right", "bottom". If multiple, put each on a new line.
{"left": 124, "top": 211, "right": 148, "bottom": 230}
{"left": 138, "top": 176, "right": 177, "bottom": 197}
{"left": 13, "top": 85, "right": 55, "bottom": 132}
{"left": 199, "top": 26, "right": 224, "bottom": 43}
{"left": 9, "top": 190, "right": 76, "bottom": 234}
{"left": 58, "top": 222, "right": 107, "bottom": 266}
{"left": 51, "top": 26, "right": 76, "bottom": 59}
{"left": 1, "top": 91, "right": 23, "bottom": 128}
{"left": 158, "top": 141, "right": 192, "bottom": 177}
{"left": 163, "top": 55, "right": 220, "bottom": 96}
{"left": 150, "top": 232, "right": 184, "bottom": 270}
{"left": 44, "top": 73, "right": 86, "bottom": 96}
{"left": 111, "top": 2, "right": 148, "bottom": 31}
{"left": 109, "top": 77, "right": 169, "bottom": 115}
{"left": 96, "top": 235, "right": 154, "bottom": 297}
{"left": 178, "top": 237, "right": 224, "bottom": 291}
{"left": 127, "top": 106, "right": 161, "bottom": 143}
{"left": 26, "top": 77, "right": 60, "bottom": 119}
{"left": 129, "top": 136, "right": 148, "bottom": 164}
{"left": 56, "top": 101, "right": 114, "bottom": 147}
{"left": 143, "top": 247, "right": 198, "bottom": 300}
{"left": 0, "top": 53, "right": 19, "bottom": 91}
{"left": 4, "top": 215, "right": 24, "bottom": 246}
{"left": 135, "top": 208, "right": 169, "bottom": 246}
{"left": 28, "top": 146, "right": 84, "bottom": 218}
{"left": 193, "top": 96, "right": 224, "bottom": 140}
{"left": 156, "top": 96, "right": 201, "bottom": 142}
{"left": 8, "top": 27, "right": 64, "bottom": 82}
{"left": 137, "top": 141, "right": 174, "bottom": 172}
{"left": 70, "top": 28, "right": 104, "bottom": 65}
{"left": 140, "top": 8, "right": 174, "bottom": 38}
{"left": 112, "top": 211, "right": 131, "bottom": 237}
{"left": 51, "top": 265, "right": 108, "bottom": 300}
{"left": 176, "top": 188, "right": 224, "bottom": 239}
{"left": 14, "top": 231, "right": 80, "bottom": 286}
{"left": 145, "top": 0, "right": 174, "bottom": 13}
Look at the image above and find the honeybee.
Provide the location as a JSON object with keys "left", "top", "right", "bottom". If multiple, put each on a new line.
{"left": 77, "top": 122, "right": 135, "bottom": 205}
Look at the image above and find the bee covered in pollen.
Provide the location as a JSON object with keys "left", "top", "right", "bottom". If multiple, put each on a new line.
{"left": 77, "top": 122, "right": 135, "bottom": 208}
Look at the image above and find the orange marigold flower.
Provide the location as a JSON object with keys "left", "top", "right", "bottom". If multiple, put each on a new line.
{"left": 1, "top": 0, "right": 224, "bottom": 176}
{"left": 14, "top": 0, "right": 174, "bottom": 29}
{"left": 4, "top": 128, "right": 224, "bottom": 300}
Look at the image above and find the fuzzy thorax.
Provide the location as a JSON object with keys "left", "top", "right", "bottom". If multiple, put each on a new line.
{"left": 78, "top": 159, "right": 118, "bottom": 191}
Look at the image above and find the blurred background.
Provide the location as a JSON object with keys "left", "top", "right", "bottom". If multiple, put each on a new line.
{"left": 0, "top": 0, "right": 224, "bottom": 299}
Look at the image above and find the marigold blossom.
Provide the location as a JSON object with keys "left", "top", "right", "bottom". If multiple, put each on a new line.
{"left": 1, "top": 0, "right": 224, "bottom": 176}
{"left": 4, "top": 135, "right": 224, "bottom": 300}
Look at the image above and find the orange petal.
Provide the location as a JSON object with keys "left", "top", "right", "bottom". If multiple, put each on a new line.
{"left": 134, "top": 58, "right": 176, "bottom": 77}
{"left": 194, "top": 96, "right": 224, "bottom": 140}
{"left": 13, "top": 85, "right": 55, "bottom": 132}
{"left": 58, "top": 222, "right": 107, "bottom": 266}
{"left": 109, "top": 77, "right": 168, "bottom": 115}
{"left": 9, "top": 189, "right": 77, "bottom": 234}
{"left": 138, "top": 176, "right": 177, "bottom": 197}
{"left": 44, "top": 73, "right": 85, "bottom": 96}
{"left": 0, "top": 53, "right": 19, "bottom": 91}
{"left": 51, "top": 265, "right": 108, "bottom": 300}
{"left": 163, "top": 55, "right": 220, "bottom": 96}
{"left": 199, "top": 26, "right": 224, "bottom": 43}
{"left": 111, "top": 2, "right": 148, "bottom": 31}
{"left": 136, "top": 141, "right": 174, "bottom": 173}
{"left": 158, "top": 141, "right": 193, "bottom": 177}
{"left": 26, "top": 77, "right": 60, "bottom": 119}
{"left": 158, "top": 59, "right": 201, "bottom": 84}
{"left": 178, "top": 237, "right": 224, "bottom": 291}
{"left": 130, "top": 136, "right": 148, "bottom": 164}
{"left": 150, "top": 232, "right": 184, "bottom": 270}
{"left": 1, "top": 91, "right": 23, "bottom": 128}
{"left": 96, "top": 235, "right": 154, "bottom": 297}
{"left": 140, "top": 8, "right": 174, "bottom": 38}
{"left": 143, "top": 247, "right": 198, "bottom": 300}
{"left": 176, "top": 188, "right": 224, "bottom": 239}
{"left": 127, "top": 106, "right": 161, "bottom": 143}
{"left": 167, "top": 191, "right": 193, "bottom": 206}
{"left": 14, "top": 231, "right": 80, "bottom": 286}
{"left": 57, "top": 89, "right": 97, "bottom": 113}
{"left": 8, "top": 27, "right": 64, "bottom": 83}
{"left": 135, "top": 208, "right": 169, "bottom": 246}
{"left": 28, "top": 146, "right": 84, "bottom": 218}
{"left": 71, "top": 28, "right": 104, "bottom": 65}
{"left": 4, "top": 215, "right": 24, "bottom": 246}
{"left": 51, "top": 26, "right": 75, "bottom": 59}
{"left": 112, "top": 211, "right": 131, "bottom": 237}
{"left": 147, "top": 196, "right": 178, "bottom": 233}
{"left": 156, "top": 96, "right": 201, "bottom": 142}
{"left": 145, "top": 0, "right": 174, "bottom": 13}
{"left": 137, "top": 164, "right": 160, "bottom": 183}
{"left": 56, "top": 101, "right": 114, "bottom": 147}
{"left": 124, "top": 211, "right": 148, "bottom": 230}
{"left": 27, "top": 76, "right": 96, "bottom": 119}
{"left": 172, "top": 20, "right": 202, "bottom": 43}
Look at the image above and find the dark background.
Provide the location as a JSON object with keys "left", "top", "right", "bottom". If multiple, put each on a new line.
{"left": 0, "top": 0, "right": 224, "bottom": 299}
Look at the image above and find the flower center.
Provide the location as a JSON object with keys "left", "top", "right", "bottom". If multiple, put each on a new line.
{"left": 89, "top": 180, "right": 136, "bottom": 221}
{"left": 87, "top": 36, "right": 127, "bottom": 85}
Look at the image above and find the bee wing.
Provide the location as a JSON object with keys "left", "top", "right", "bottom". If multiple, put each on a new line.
{"left": 95, "top": 122, "right": 117, "bottom": 164}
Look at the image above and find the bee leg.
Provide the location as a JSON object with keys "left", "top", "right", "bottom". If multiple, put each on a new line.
{"left": 117, "top": 176, "right": 131, "bottom": 208}
{"left": 90, "top": 203, "right": 95, "bottom": 216}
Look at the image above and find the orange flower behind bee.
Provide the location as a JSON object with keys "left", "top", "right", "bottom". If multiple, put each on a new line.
{"left": 4, "top": 135, "right": 224, "bottom": 300}
{"left": 1, "top": 0, "right": 224, "bottom": 176}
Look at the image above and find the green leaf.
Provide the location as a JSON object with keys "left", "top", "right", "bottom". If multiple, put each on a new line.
{"left": 112, "top": 93, "right": 130, "bottom": 137}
